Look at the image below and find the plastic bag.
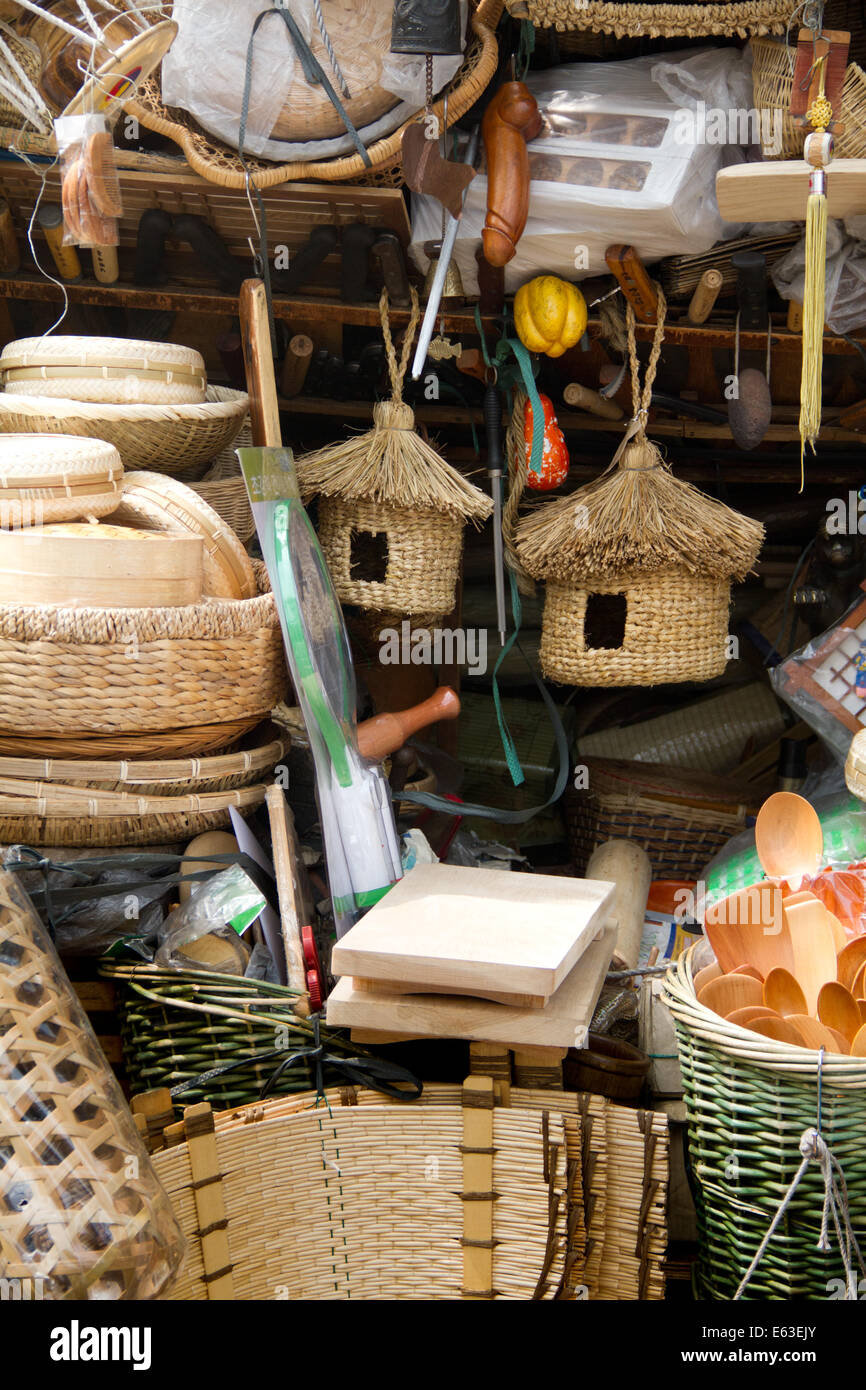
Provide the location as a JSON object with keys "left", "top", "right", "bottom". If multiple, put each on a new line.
{"left": 0, "top": 867, "right": 183, "bottom": 1299}
{"left": 55, "top": 113, "right": 121, "bottom": 248}
{"left": 161, "top": 0, "right": 465, "bottom": 163}
{"left": 155, "top": 865, "right": 264, "bottom": 973}
{"left": 771, "top": 218, "right": 866, "bottom": 335}
{"left": 411, "top": 46, "right": 752, "bottom": 292}
{"left": 770, "top": 586, "right": 866, "bottom": 764}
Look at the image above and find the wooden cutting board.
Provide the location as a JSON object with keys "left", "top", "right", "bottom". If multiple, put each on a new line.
{"left": 716, "top": 160, "right": 866, "bottom": 223}
{"left": 330, "top": 862, "right": 616, "bottom": 1002}
{"left": 326, "top": 921, "right": 617, "bottom": 1048}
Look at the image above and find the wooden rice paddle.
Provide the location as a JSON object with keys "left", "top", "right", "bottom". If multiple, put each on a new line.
{"left": 859, "top": 1000, "right": 866, "bottom": 1024}
{"left": 703, "top": 884, "right": 791, "bottom": 978}
{"left": 851, "top": 1022, "right": 866, "bottom": 1056}
{"left": 763, "top": 967, "right": 807, "bottom": 1017}
{"left": 730, "top": 964, "right": 764, "bottom": 982}
{"left": 782, "top": 891, "right": 838, "bottom": 1015}
{"left": 754, "top": 791, "right": 823, "bottom": 887}
{"left": 727, "top": 1006, "right": 779, "bottom": 1027}
{"left": 786, "top": 1014, "right": 843, "bottom": 1051}
{"left": 817, "top": 980, "right": 862, "bottom": 1044}
{"left": 750, "top": 1015, "right": 804, "bottom": 1045}
{"left": 693, "top": 962, "right": 723, "bottom": 994}
{"left": 837, "top": 934, "right": 866, "bottom": 989}
{"left": 698, "top": 972, "right": 763, "bottom": 1018}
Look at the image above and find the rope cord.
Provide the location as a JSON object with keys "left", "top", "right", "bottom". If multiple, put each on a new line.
{"left": 379, "top": 286, "right": 420, "bottom": 403}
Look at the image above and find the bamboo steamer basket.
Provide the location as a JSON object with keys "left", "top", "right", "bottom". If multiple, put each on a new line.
{"left": 0, "top": 522, "right": 204, "bottom": 608}
{"left": 0, "top": 337, "right": 207, "bottom": 405}
{"left": 0, "top": 569, "right": 287, "bottom": 736}
{"left": 0, "top": 727, "right": 288, "bottom": 796}
{"left": 124, "top": 0, "right": 503, "bottom": 189}
{"left": 0, "top": 432, "right": 122, "bottom": 525}
{"left": 0, "top": 718, "right": 263, "bottom": 761}
{"left": 112, "top": 470, "right": 256, "bottom": 600}
{"left": 665, "top": 946, "right": 866, "bottom": 1299}
{"left": 0, "top": 866, "right": 184, "bottom": 1299}
{"left": 0, "top": 386, "right": 249, "bottom": 475}
{"left": 0, "top": 779, "right": 268, "bottom": 847}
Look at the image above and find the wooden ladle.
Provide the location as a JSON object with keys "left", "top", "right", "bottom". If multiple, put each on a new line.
{"left": 755, "top": 791, "right": 823, "bottom": 888}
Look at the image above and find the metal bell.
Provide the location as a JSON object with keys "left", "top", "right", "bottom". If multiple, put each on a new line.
{"left": 423, "top": 239, "right": 464, "bottom": 302}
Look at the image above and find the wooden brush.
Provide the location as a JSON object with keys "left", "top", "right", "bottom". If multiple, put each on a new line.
{"left": 84, "top": 130, "right": 123, "bottom": 219}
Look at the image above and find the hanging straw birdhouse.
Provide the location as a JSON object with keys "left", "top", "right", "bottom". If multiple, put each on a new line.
{"left": 296, "top": 290, "right": 491, "bottom": 617}
{"left": 515, "top": 292, "right": 764, "bottom": 687}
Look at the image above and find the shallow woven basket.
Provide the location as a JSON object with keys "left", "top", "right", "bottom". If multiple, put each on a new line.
{"left": 142, "top": 1078, "right": 667, "bottom": 1301}
{"left": 318, "top": 498, "right": 464, "bottom": 615}
{"left": 504, "top": 0, "right": 791, "bottom": 38}
{"left": 665, "top": 946, "right": 866, "bottom": 1300}
{"left": 124, "top": 0, "right": 502, "bottom": 188}
{"left": 0, "top": 386, "right": 248, "bottom": 475}
{"left": 0, "top": 572, "right": 287, "bottom": 737}
{"left": 189, "top": 475, "right": 255, "bottom": 545}
{"left": 564, "top": 757, "right": 755, "bottom": 878}
{"left": 751, "top": 39, "right": 866, "bottom": 160}
{"left": 539, "top": 571, "right": 730, "bottom": 687}
{"left": 0, "top": 780, "right": 269, "bottom": 848}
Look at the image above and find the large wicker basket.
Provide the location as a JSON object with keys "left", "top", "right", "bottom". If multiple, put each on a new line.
{"left": 0, "top": 386, "right": 249, "bottom": 475}
{"left": 124, "top": 0, "right": 503, "bottom": 189}
{"left": 565, "top": 757, "right": 757, "bottom": 878}
{"left": 141, "top": 1077, "right": 668, "bottom": 1301}
{"left": 539, "top": 571, "right": 730, "bottom": 687}
{"left": 665, "top": 947, "right": 866, "bottom": 1299}
{"left": 0, "top": 575, "right": 287, "bottom": 738}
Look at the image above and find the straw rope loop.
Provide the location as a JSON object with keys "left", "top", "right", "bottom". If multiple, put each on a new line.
{"left": 379, "top": 287, "right": 421, "bottom": 407}
{"left": 625, "top": 284, "right": 668, "bottom": 432}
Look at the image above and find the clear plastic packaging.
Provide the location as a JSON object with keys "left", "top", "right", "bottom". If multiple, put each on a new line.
{"left": 0, "top": 867, "right": 184, "bottom": 1299}
{"left": 411, "top": 46, "right": 752, "bottom": 292}
{"left": 772, "top": 218, "right": 866, "bottom": 336}
{"left": 55, "top": 113, "right": 121, "bottom": 249}
{"left": 155, "top": 865, "right": 264, "bottom": 973}
{"left": 770, "top": 586, "right": 866, "bottom": 765}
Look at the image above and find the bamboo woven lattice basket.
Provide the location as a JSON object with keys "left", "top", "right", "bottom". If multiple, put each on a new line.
{"left": 139, "top": 1078, "right": 667, "bottom": 1300}
{"left": 0, "top": 572, "right": 287, "bottom": 738}
{"left": 503, "top": 0, "right": 791, "bottom": 38}
{"left": 0, "top": 867, "right": 184, "bottom": 1299}
{"left": 565, "top": 757, "right": 756, "bottom": 878}
{"left": 124, "top": 0, "right": 503, "bottom": 189}
{"left": 751, "top": 39, "right": 866, "bottom": 160}
{"left": 0, "top": 386, "right": 249, "bottom": 476}
{"left": 665, "top": 947, "right": 866, "bottom": 1299}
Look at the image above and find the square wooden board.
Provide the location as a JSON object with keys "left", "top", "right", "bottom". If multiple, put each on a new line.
{"left": 330, "top": 862, "right": 615, "bottom": 1000}
{"left": 326, "top": 922, "right": 617, "bottom": 1048}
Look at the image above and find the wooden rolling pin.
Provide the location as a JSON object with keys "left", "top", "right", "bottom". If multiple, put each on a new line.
{"left": 356, "top": 686, "right": 460, "bottom": 761}
{"left": 280, "top": 334, "right": 313, "bottom": 398}
{"left": 686, "top": 268, "right": 723, "bottom": 325}
{"left": 481, "top": 81, "right": 542, "bottom": 267}
{"left": 37, "top": 202, "right": 81, "bottom": 281}
{"left": 585, "top": 838, "right": 652, "bottom": 970}
{"left": 563, "top": 383, "right": 624, "bottom": 420}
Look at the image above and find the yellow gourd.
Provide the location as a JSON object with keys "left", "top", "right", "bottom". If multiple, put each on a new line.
{"left": 514, "top": 276, "right": 587, "bottom": 358}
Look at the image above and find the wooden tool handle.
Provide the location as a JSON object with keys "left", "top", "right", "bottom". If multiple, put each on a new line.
{"left": 37, "top": 203, "right": 81, "bottom": 282}
{"left": 456, "top": 347, "right": 488, "bottom": 383}
{"left": 686, "top": 268, "right": 723, "bottom": 326}
{"left": 240, "top": 278, "right": 281, "bottom": 447}
{"left": 787, "top": 299, "right": 803, "bottom": 332}
{"left": 0, "top": 198, "right": 19, "bottom": 274}
{"left": 563, "top": 382, "right": 624, "bottom": 420}
{"left": 91, "top": 244, "right": 119, "bottom": 284}
{"left": 605, "top": 244, "right": 658, "bottom": 323}
{"left": 280, "top": 334, "right": 313, "bottom": 398}
{"left": 481, "top": 81, "right": 542, "bottom": 268}
{"left": 475, "top": 244, "right": 505, "bottom": 316}
{"left": 356, "top": 685, "right": 460, "bottom": 761}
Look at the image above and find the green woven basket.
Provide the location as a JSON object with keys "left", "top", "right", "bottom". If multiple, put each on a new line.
{"left": 664, "top": 947, "right": 866, "bottom": 1300}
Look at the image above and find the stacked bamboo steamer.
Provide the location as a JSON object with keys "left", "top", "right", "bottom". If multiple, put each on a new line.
{"left": 0, "top": 369, "right": 286, "bottom": 846}
{"left": 0, "top": 336, "right": 207, "bottom": 406}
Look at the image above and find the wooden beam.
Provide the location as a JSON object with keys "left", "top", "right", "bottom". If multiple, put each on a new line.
{"left": 716, "top": 159, "right": 866, "bottom": 222}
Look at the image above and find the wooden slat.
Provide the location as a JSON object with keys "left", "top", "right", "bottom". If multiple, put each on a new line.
{"left": 716, "top": 159, "right": 866, "bottom": 222}
{"left": 461, "top": 1075, "right": 496, "bottom": 1300}
{"left": 182, "top": 1102, "right": 234, "bottom": 1301}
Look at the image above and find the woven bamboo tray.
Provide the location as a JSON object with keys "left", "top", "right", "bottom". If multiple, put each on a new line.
{"left": 665, "top": 946, "right": 866, "bottom": 1299}
{"left": 139, "top": 1076, "right": 667, "bottom": 1300}
{"left": 0, "top": 432, "right": 123, "bottom": 525}
{"left": 0, "top": 571, "right": 287, "bottom": 737}
{"left": 565, "top": 757, "right": 757, "bottom": 878}
{"left": 0, "top": 866, "right": 184, "bottom": 1299}
{"left": 0, "top": 336, "right": 207, "bottom": 406}
{"left": 124, "top": 0, "right": 503, "bottom": 189}
{"left": 0, "top": 386, "right": 248, "bottom": 475}
{"left": 751, "top": 39, "right": 866, "bottom": 160}
{"left": 503, "top": 0, "right": 791, "bottom": 38}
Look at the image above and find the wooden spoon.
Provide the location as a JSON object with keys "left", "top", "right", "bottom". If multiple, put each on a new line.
{"left": 699, "top": 973, "right": 763, "bottom": 1018}
{"left": 858, "top": 1000, "right": 866, "bottom": 1024}
{"left": 727, "top": 1006, "right": 779, "bottom": 1027}
{"left": 787, "top": 1014, "right": 841, "bottom": 1050}
{"left": 851, "top": 1022, "right": 866, "bottom": 1057}
{"left": 755, "top": 791, "right": 823, "bottom": 888}
{"left": 838, "top": 935, "right": 866, "bottom": 990}
{"left": 764, "top": 967, "right": 808, "bottom": 1017}
{"left": 703, "top": 883, "right": 791, "bottom": 977}
{"left": 817, "top": 981, "right": 862, "bottom": 1044}
{"left": 824, "top": 908, "right": 847, "bottom": 953}
{"left": 854, "top": 962, "right": 866, "bottom": 999}
{"left": 694, "top": 961, "right": 723, "bottom": 994}
{"left": 827, "top": 1027, "right": 851, "bottom": 1055}
{"left": 782, "top": 891, "right": 838, "bottom": 1015}
{"left": 731, "top": 963, "right": 764, "bottom": 982}
{"left": 750, "top": 1015, "right": 803, "bottom": 1045}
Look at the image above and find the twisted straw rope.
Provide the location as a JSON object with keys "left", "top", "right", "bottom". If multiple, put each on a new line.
{"left": 378, "top": 287, "right": 420, "bottom": 407}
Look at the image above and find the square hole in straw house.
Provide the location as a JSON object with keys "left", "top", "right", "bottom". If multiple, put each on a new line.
{"left": 584, "top": 592, "right": 628, "bottom": 650}
{"left": 349, "top": 529, "right": 389, "bottom": 583}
